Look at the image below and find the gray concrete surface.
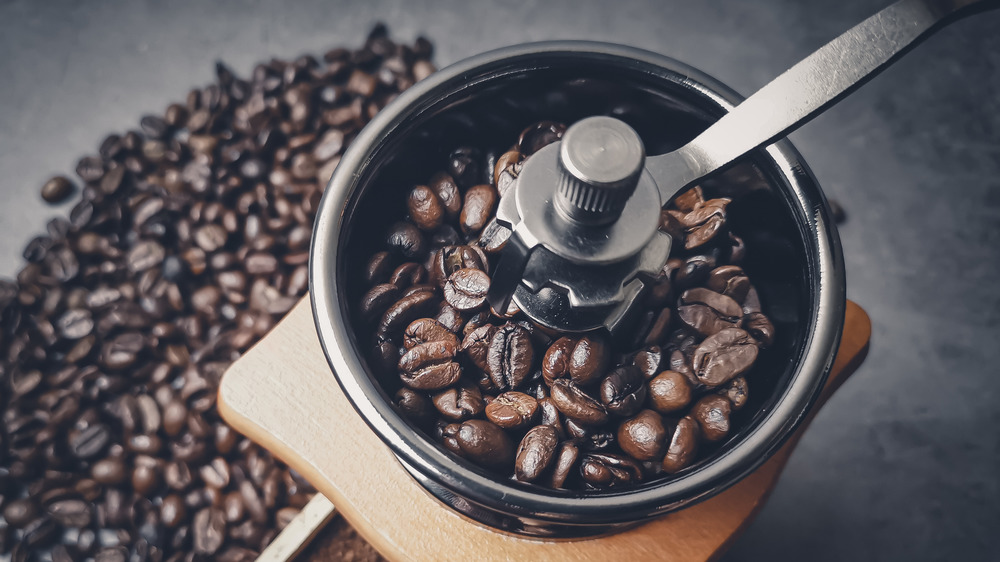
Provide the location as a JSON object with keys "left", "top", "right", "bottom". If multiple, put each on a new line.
{"left": 1, "top": 0, "right": 998, "bottom": 559}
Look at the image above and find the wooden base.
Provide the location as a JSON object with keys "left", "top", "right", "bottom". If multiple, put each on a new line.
{"left": 219, "top": 298, "right": 870, "bottom": 561}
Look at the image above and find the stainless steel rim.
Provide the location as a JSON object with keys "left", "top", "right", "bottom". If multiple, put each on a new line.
{"left": 309, "top": 41, "right": 845, "bottom": 530}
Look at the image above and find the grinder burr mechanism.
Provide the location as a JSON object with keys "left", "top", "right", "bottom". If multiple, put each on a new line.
{"left": 487, "top": 116, "right": 679, "bottom": 335}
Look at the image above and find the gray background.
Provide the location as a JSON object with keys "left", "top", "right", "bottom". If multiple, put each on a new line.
{"left": 1, "top": 0, "right": 998, "bottom": 559}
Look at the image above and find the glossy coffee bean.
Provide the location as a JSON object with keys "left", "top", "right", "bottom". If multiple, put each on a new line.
{"left": 398, "top": 340, "right": 462, "bottom": 390}
{"left": 618, "top": 409, "right": 669, "bottom": 461}
{"left": 407, "top": 184, "right": 445, "bottom": 231}
{"left": 569, "top": 335, "right": 609, "bottom": 386}
{"left": 550, "top": 379, "right": 607, "bottom": 426}
{"left": 443, "top": 268, "right": 490, "bottom": 312}
{"left": 514, "top": 425, "right": 559, "bottom": 482}
{"left": 691, "top": 328, "right": 759, "bottom": 387}
{"left": 579, "top": 452, "right": 642, "bottom": 488}
{"left": 484, "top": 391, "right": 538, "bottom": 430}
{"left": 486, "top": 323, "right": 534, "bottom": 391}
{"left": 648, "top": 370, "right": 693, "bottom": 414}
{"left": 599, "top": 365, "right": 646, "bottom": 417}
{"left": 431, "top": 382, "right": 485, "bottom": 422}
{"left": 662, "top": 416, "right": 700, "bottom": 473}
{"left": 446, "top": 419, "right": 514, "bottom": 469}
{"left": 691, "top": 394, "right": 733, "bottom": 442}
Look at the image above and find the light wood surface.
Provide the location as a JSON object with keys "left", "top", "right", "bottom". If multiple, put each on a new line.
{"left": 219, "top": 297, "right": 871, "bottom": 562}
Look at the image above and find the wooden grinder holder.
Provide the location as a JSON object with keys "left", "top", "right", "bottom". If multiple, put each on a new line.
{"left": 219, "top": 298, "right": 870, "bottom": 561}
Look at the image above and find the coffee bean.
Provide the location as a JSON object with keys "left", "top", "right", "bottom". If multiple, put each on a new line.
{"left": 91, "top": 457, "right": 127, "bottom": 485}
{"left": 550, "top": 378, "right": 607, "bottom": 426}
{"left": 691, "top": 394, "right": 732, "bottom": 442}
{"left": 398, "top": 340, "right": 462, "bottom": 390}
{"left": 599, "top": 365, "right": 647, "bottom": 417}
{"left": 41, "top": 175, "right": 75, "bottom": 203}
{"left": 377, "top": 288, "right": 436, "bottom": 335}
{"left": 459, "top": 184, "right": 497, "bottom": 235}
{"left": 547, "top": 441, "right": 579, "bottom": 489}
{"left": 3, "top": 498, "right": 39, "bottom": 528}
{"left": 673, "top": 185, "right": 705, "bottom": 212}
{"left": 431, "top": 382, "right": 485, "bottom": 422}
{"left": 514, "top": 425, "right": 559, "bottom": 482}
{"left": 579, "top": 452, "right": 642, "bottom": 488}
{"left": 681, "top": 198, "right": 729, "bottom": 250}
{"left": 460, "top": 323, "right": 496, "bottom": 372}
{"left": 443, "top": 268, "right": 490, "bottom": 311}
{"left": 449, "top": 419, "right": 514, "bottom": 469}
{"left": 407, "top": 184, "right": 445, "bottom": 231}
{"left": 719, "top": 376, "right": 749, "bottom": 410}
{"left": 618, "top": 409, "right": 669, "bottom": 461}
{"left": 742, "top": 311, "right": 775, "bottom": 347}
{"left": 429, "top": 172, "right": 461, "bottom": 221}
{"left": 649, "top": 370, "right": 693, "bottom": 414}
{"left": 193, "top": 507, "right": 226, "bottom": 555}
{"left": 57, "top": 308, "right": 94, "bottom": 340}
{"left": 385, "top": 221, "right": 426, "bottom": 260}
{"left": 517, "top": 121, "right": 565, "bottom": 155}
{"left": 160, "top": 494, "right": 186, "bottom": 529}
{"left": 569, "top": 335, "right": 609, "bottom": 386}
{"left": 662, "top": 416, "right": 700, "bottom": 473}
{"left": 691, "top": 328, "right": 759, "bottom": 387}
{"left": 484, "top": 391, "right": 538, "bottom": 430}
{"left": 47, "top": 499, "right": 93, "bottom": 528}
{"left": 200, "top": 457, "right": 231, "bottom": 489}
{"left": 359, "top": 283, "right": 401, "bottom": 324}
{"left": 69, "top": 423, "right": 111, "bottom": 460}
{"left": 486, "top": 323, "right": 534, "bottom": 391}
{"left": 194, "top": 224, "right": 228, "bottom": 252}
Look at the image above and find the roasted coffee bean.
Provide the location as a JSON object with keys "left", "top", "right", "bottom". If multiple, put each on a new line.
{"left": 550, "top": 379, "right": 608, "bottom": 426}
{"left": 161, "top": 494, "right": 186, "bottom": 529}
{"left": 486, "top": 323, "right": 534, "bottom": 391}
{"left": 542, "top": 336, "right": 575, "bottom": 384}
{"left": 649, "top": 370, "right": 693, "bottom": 413}
{"left": 493, "top": 149, "right": 523, "bottom": 198}
{"left": 547, "top": 441, "right": 579, "bottom": 489}
{"left": 443, "top": 268, "right": 490, "bottom": 311}
{"left": 365, "top": 251, "right": 395, "bottom": 286}
{"left": 446, "top": 146, "right": 481, "bottom": 188}
{"left": 193, "top": 507, "right": 226, "bottom": 555}
{"left": 484, "top": 391, "right": 539, "bottom": 430}
{"left": 673, "top": 185, "right": 704, "bottom": 212}
{"left": 431, "top": 382, "right": 485, "bottom": 422}
{"left": 707, "top": 265, "right": 751, "bottom": 303}
{"left": 359, "top": 283, "right": 401, "bottom": 324}
{"left": 377, "top": 288, "right": 436, "bottom": 335}
{"left": 432, "top": 245, "right": 488, "bottom": 287}
{"left": 719, "top": 376, "right": 749, "bottom": 410}
{"left": 662, "top": 416, "right": 700, "bottom": 473}
{"left": 389, "top": 262, "right": 426, "bottom": 288}
{"left": 407, "top": 184, "right": 445, "bottom": 231}
{"left": 69, "top": 423, "right": 111, "bottom": 459}
{"left": 460, "top": 324, "right": 496, "bottom": 372}
{"left": 691, "top": 395, "right": 732, "bottom": 442}
{"left": 632, "top": 345, "right": 664, "bottom": 379}
{"left": 459, "top": 184, "right": 497, "bottom": 235}
{"left": 618, "top": 409, "right": 669, "bottom": 461}
{"left": 91, "top": 457, "right": 127, "bottom": 485}
{"left": 429, "top": 172, "right": 461, "bottom": 221}
{"left": 517, "top": 121, "right": 566, "bottom": 155}
{"left": 599, "top": 365, "right": 647, "bottom": 417}
{"left": 742, "top": 311, "right": 776, "bottom": 347}
{"left": 403, "top": 317, "right": 458, "bottom": 349}
{"left": 682, "top": 198, "right": 729, "bottom": 249}
{"left": 568, "top": 335, "right": 609, "bottom": 386}
{"left": 514, "top": 425, "right": 559, "bottom": 482}
{"left": 677, "top": 288, "right": 742, "bottom": 338}
{"left": 579, "top": 453, "right": 642, "bottom": 488}
{"left": 47, "top": 499, "right": 93, "bottom": 528}
{"left": 398, "top": 340, "right": 462, "bottom": 390}
{"left": 3, "top": 498, "right": 40, "bottom": 528}
{"left": 447, "top": 419, "right": 514, "bottom": 469}
{"left": 692, "top": 328, "right": 759, "bottom": 388}
{"left": 41, "top": 175, "right": 75, "bottom": 203}
{"left": 385, "top": 221, "right": 426, "bottom": 260}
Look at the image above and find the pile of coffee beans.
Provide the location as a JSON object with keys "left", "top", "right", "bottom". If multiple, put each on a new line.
{"left": 356, "top": 121, "right": 776, "bottom": 490}
{"left": 0, "top": 25, "right": 432, "bottom": 560}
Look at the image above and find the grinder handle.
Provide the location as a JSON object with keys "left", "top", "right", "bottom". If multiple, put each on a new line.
{"left": 647, "top": 0, "right": 999, "bottom": 204}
